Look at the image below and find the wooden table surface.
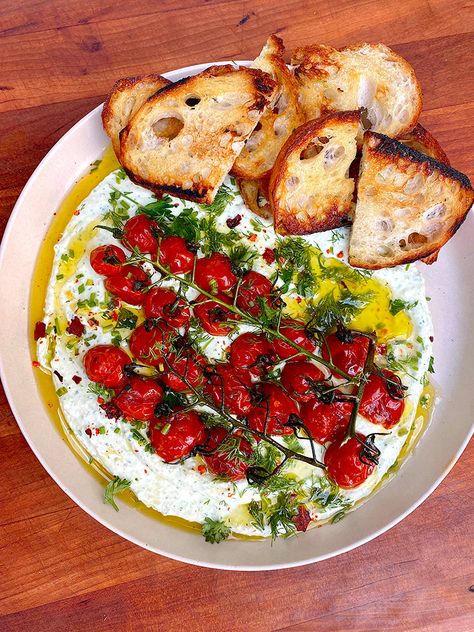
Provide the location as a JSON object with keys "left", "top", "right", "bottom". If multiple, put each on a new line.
{"left": 1, "top": 1, "right": 473, "bottom": 630}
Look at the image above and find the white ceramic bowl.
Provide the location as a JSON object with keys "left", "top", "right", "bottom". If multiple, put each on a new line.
{"left": 0, "top": 62, "right": 473, "bottom": 570}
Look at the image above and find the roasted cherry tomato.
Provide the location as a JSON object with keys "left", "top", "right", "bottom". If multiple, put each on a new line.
{"left": 325, "top": 432, "right": 375, "bottom": 488}
{"left": 129, "top": 320, "right": 174, "bottom": 366}
{"left": 203, "top": 427, "right": 253, "bottom": 481}
{"left": 281, "top": 360, "right": 325, "bottom": 402}
{"left": 300, "top": 396, "right": 352, "bottom": 443}
{"left": 322, "top": 332, "right": 369, "bottom": 377}
{"left": 359, "top": 370, "right": 405, "bottom": 428}
{"left": 248, "top": 383, "right": 299, "bottom": 436}
{"left": 150, "top": 410, "right": 206, "bottom": 462}
{"left": 160, "top": 351, "right": 206, "bottom": 392}
{"left": 122, "top": 214, "right": 159, "bottom": 255}
{"left": 194, "top": 293, "right": 240, "bottom": 336}
{"left": 90, "top": 244, "right": 127, "bottom": 276}
{"left": 104, "top": 265, "right": 150, "bottom": 305}
{"left": 273, "top": 319, "right": 317, "bottom": 360}
{"left": 194, "top": 252, "right": 236, "bottom": 293}
{"left": 203, "top": 363, "right": 252, "bottom": 416}
{"left": 229, "top": 331, "right": 276, "bottom": 378}
{"left": 144, "top": 287, "right": 190, "bottom": 329}
{"left": 236, "top": 270, "right": 273, "bottom": 316}
{"left": 83, "top": 344, "right": 130, "bottom": 389}
{"left": 159, "top": 236, "right": 195, "bottom": 274}
{"left": 114, "top": 376, "right": 163, "bottom": 420}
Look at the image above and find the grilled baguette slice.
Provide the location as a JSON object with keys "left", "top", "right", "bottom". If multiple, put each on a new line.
{"left": 349, "top": 132, "right": 474, "bottom": 269}
{"left": 231, "top": 35, "right": 304, "bottom": 179}
{"left": 399, "top": 123, "right": 450, "bottom": 165}
{"left": 102, "top": 74, "right": 171, "bottom": 155}
{"left": 269, "top": 111, "right": 362, "bottom": 235}
{"left": 119, "top": 65, "right": 277, "bottom": 204}
{"left": 292, "top": 43, "right": 422, "bottom": 138}
{"left": 237, "top": 176, "right": 272, "bottom": 220}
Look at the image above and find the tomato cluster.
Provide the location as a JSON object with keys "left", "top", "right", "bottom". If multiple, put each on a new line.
{"left": 84, "top": 218, "right": 405, "bottom": 488}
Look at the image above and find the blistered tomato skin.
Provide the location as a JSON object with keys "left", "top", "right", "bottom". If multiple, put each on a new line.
{"left": 114, "top": 376, "right": 164, "bottom": 420}
{"left": 325, "top": 433, "right": 375, "bottom": 488}
{"left": 144, "top": 287, "right": 190, "bottom": 328}
{"left": 194, "top": 293, "right": 240, "bottom": 336}
{"left": 229, "top": 332, "right": 276, "bottom": 378}
{"left": 273, "top": 320, "right": 316, "bottom": 360}
{"left": 122, "top": 214, "right": 159, "bottom": 255}
{"left": 300, "top": 397, "right": 352, "bottom": 443}
{"left": 159, "top": 236, "right": 195, "bottom": 274}
{"left": 129, "top": 320, "right": 174, "bottom": 366}
{"left": 150, "top": 411, "right": 207, "bottom": 462}
{"left": 323, "top": 332, "right": 369, "bottom": 377}
{"left": 90, "top": 245, "right": 127, "bottom": 276}
{"left": 83, "top": 345, "right": 130, "bottom": 389}
{"left": 248, "top": 383, "right": 299, "bottom": 435}
{"left": 104, "top": 265, "right": 150, "bottom": 305}
{"left": 203, "top": 427, "right": 253, "bottom": 481}
{"left": 236, "top": 271, "right": 273, "bottom": 316}
{"left": 203, "top": 363, "right": 252, "bottom": 416}
{"left": 281, "top": 361, "right": 325, "bottom": 402}
{"left": 160, "top": 352, "right": 206, "bottom": 392}
{"left": 359, "top": 370, "right": 405, "bottom": 428}
{"left": 194, "top": 252, "right": 237, "bottom": 293}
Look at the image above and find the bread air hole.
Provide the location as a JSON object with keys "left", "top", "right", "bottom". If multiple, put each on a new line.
{"left": 300, "top": 142, "right": 323, "bottom": 160}
{"left": 185, "top": 96, "right": 201, "bottom": 107}
{"left": 399, "top": 232, "right": 428, "bottom": 250}
{"left": 152, "top": 116, "right": 184, "bottom": 141}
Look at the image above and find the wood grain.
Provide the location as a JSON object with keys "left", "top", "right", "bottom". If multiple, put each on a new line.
{"left": 0, "top": 1, "right": 473, "bottom": 629}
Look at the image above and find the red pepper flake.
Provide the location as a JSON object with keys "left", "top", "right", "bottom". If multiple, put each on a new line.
{"left": 296, "top": 296, "right": 302, "bottom": 304}
{"left": 73, "top": 210, "right": 80, "bottom": 216}
{"left": 85, "top": 428, "right": 92, "bottom": 438}
{"left": 100, "top": 402, "right": 120, "bottom": 419}
{"left": 293, "top": 505, "right": 312, "bottom": 532}
{"left": 66, "top": 317, "right": 85, "bottom": 337}
{"left": 111, "top": 312, "right": 119, "bottom": 321}
{"left": 262, "top": 248, "right": 276, "bottom": 265}
{"left": 197, "top": 464, "right": 206, "bottom": 475}
{"left": 97, "top": 396, "right": 105, "bottom": 405}
{"left": 34, "top": 322, "right": 47, "bottom": 340}
{"left": 32, "top": 360, "right": 40, "bottom": 368}
{"left": 226, "top": 214, "right": 242, "bottom": 229}
{"left": 72, "top": 375, "right": 82, "bottom": 384}
{"left": 376, "top": 344, "right": 387, "bottom": 356}
{"left": 326, "top": 248, "right": 331, "bottom": 254}
{"left": 337, "top": 250, "right": 344, "bottom": 259}
{"left": 248, "top": 233, "right": 257, "bottom": 242}
{"left": 88, "top": 318, "right": 99, "bottom": 327}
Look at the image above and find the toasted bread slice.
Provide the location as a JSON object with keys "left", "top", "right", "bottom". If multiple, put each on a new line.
{"left": 269, "top": 111, "right": 362, "bottom": 235}
{"left": 237, "top": 176, "right": 272, "bottom": 220}
{"left": 102, "top": 74, "right": 171, "bottom": 155}
{"left": 119, "top": 65, "right": 276, "bottom": 204}
{"left": 399, "top": 123, "right": 450, "bottom": 165}
{"left": 292, "top": 43, "right": 422, "bottom": 138}
{"left": 231, "top": 36, "right": 304, "bottom": 179}
{"left": 349, "top": 132, "right": 474, "bottom": 269}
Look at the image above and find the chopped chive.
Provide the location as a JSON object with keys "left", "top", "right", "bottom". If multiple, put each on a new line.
{"left": 56, "top": 386, "right": 68, "bottom": 397}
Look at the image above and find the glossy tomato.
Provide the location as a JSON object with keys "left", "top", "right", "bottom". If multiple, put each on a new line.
{"left": 194, "top": 252, "right": 236, "bottom": 293}
{"left": 83, "top": 345, "right": 130, "bottom": 389}
{"left": 300, "top": 396, "right": 352, "bottom": 443}
{"left": 114, "top": 376, "right": 163, "bottom": 420}
{"left": 90, "top": 244, "right": 126, "bottom": 276}
{"left": 280, "top": 360, "right": 325, "bottom": 402}
{"left": 325, "top": 432, "right": 375, "bottom": 488}
{"left": 359, "top": 370, "right": 405, "bottom": 428}
{"left": 194, "top": 293, "right": 240, "bottom": 336}
{"left": 122, "top": 214, "right": 159, "bottom": 255}
{"left": 150, "top": 410, "right": 206, "bottom": 462}
{"left": 203, "top": 427, "right": 253, "bottom": 481}
{"left": 129, "top": 320, "right": 174, "bottom": 366}
{"left": 160, "top": 351, "right": 206, "bottom": 392}
{"left": 236, "top": 271, "right": 273, "bottom": 316}
{"left": 104, "top": 265, "right": 150, "bottom": 305}
{"left": 159, "top": 236, "right": 195, "bottom": 274}
{"left": 229, "top": 332, "right": 276, "bottom": 378}
{"left": 203, "top": 363, "right": 252, "bottom": 416}
{"left": 273, "top": 320, "right": 316, "bottom": 360}
{"left": 248, "top": 383, "right": 299, "bottom": 435}
{"left": 322, "top": 332, "right": 369, "bottom": 377}
{"left": 144, "top": 287, "right": 190, "bottom": 328}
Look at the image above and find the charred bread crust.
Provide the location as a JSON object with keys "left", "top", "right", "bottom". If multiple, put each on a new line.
{"left": 399, "top": 123, "right": 450, "bottom": 165}
{"left": 269, "top": 111, "right": 361, "bottom": 235}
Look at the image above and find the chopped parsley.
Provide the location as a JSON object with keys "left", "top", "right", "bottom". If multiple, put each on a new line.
{"left": 389, "top": 298, "right": 418, "bottom": 315}
{"left": 104, "top": 477, "right": 131, "bottom": 511}
{"left": 201, "top": 517, "right": 231, "bottom": 543}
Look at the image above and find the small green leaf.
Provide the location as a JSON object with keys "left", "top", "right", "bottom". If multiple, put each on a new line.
{"left": 201, "top": 517, "right": 231, "bottom": 543}
{"left": 104, "top": 477, "right": 131, "bottom": 512}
